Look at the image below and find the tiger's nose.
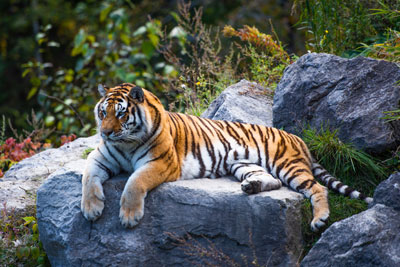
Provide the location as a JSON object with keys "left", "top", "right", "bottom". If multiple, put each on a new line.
{"left": 101, "top": 128, "right": 113, "bottom": 137}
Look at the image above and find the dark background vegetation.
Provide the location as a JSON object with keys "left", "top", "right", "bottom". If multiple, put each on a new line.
{"left": 1, "top": 0, "right": 399, "bottom": 141}
{"left": 0, "top": 0, "right": 303, "bottom": 138}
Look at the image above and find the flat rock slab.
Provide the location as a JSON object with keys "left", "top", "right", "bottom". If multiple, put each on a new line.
{"left": 301, "top": 204, "right": 400, "bottom": 267}
{"left": 202, "top": 79, "right": 274, "bottom": 127}
{"left": 37, "top": 161, "right": 304, "bottom": 267}
{"left": 0, "top": 135, "right": 99, "bottom": 211}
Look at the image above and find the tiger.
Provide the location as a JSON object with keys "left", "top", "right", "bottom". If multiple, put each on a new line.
{"left": 81, "top": 83, "right": 372, "bottom": 232}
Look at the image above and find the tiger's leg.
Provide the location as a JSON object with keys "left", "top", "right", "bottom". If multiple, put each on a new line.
{"left": 285, "top": 172, "right": 329, "bottom": 232}
{"left": 81, "top": 147, "right": 118, "bottom": 221}
{"left": 119, "top": 162, "right": 179, "bottom": 228}
{"left": 230, "top": 163, "right": 282, "bottom": 194}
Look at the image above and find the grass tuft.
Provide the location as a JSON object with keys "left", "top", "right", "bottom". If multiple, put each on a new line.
{"left": 302, "top": 126, "right": 387, "bottom": 196}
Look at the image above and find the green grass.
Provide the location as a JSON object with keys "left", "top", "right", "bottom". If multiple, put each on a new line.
{"left": 302, "top": 126, "right": 388, "bottom": 196}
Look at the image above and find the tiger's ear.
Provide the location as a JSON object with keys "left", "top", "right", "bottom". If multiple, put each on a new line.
{"left": 129, "top": 86, "right": 144, "bottom": 103}
{"left": 98, "top": 84, "right": 108, "bottom": 97}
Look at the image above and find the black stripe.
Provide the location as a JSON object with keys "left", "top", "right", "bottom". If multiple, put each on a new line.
{"left": 196, "top": 143, "right": 206, "bottom": 177}
{"left": 198, "top": 117, "right": 216, "bottom": 137}
{"left": 104, "top": 143, "right": 119, "bottom": 165}
{"left": 327, "top": 178, "right": 335, "bottom": 189}
{"left": 94, "top": 159, "right": 113, "bottom": 177}
{"left": 145, "top": 149, "right": 170, "bottom": 164}
{"left": 344, "top": 186, "right": 353, "bottom": 197}
{"left": 175, "top": 114, "right": 189, "bottom": 156}
{"left": 236, "top": 122, "right": 250, "bottom": 140}
{"left": 315, "top": 170, "right": 329, "bottom": 181}
{"left": 296, "top": 179, "right": 317, "bottom": 191}
{"left": 243, "top": 169, "right": 265, "bottom": 180}
{"left": 264, "top": 134, "right": 271, "bottom": 173}
{"left": 270, "top": 128, "right": 276, "bottom": 143}
{"left": 231, "top": 164, "right": 248, "bottom": 176}
{"left": 136, "top": 138, "right": 160, "bottom": 162}
{"left": 275, "top": 158, "right": 289, "bottom": 178}
{"left": 225, "top": 122, "right": 243, "bottom": 145}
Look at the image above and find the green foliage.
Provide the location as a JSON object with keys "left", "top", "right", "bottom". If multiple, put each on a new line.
{"left": 22, "top": 1, "right": 174, "bottom": 139}
{"left": 293, "top": 0, "right": 400, "bottom": 56}
{"left": 302, "top": 126, "right": 387, "bottom": 195}
{"left": 301, "top": 193, "right": 368, "bottom": 257}
{"left": 0, "top": 204, "right": 50, "bottom": 266}
{"left": 82, "top": 147, "right": 95, "bottom": 159}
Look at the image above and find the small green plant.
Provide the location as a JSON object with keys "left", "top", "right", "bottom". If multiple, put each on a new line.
{"left": 82, "top": 148, "right": 95, "bottom": 159}
{"left": 382, "top": 108, "right": 400, "bottom": 122}
{"left": 0, "top": 204, "right": 50, "bottom": 266}
{"left": 302, "top": 126, "right": 387, "bottom": 195}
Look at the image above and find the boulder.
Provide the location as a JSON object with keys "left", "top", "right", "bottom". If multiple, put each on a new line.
{"left": 301, "top": 172, "right": 400, "bottom": 267}
{"left": 273, "top": 53, "right": 400, "bottom": 154}
{"left": 37, "top": 161, "right": 304, "bottom": 267}
{"left": 0, "top": 135, "right": 100, "bottom": 211}
{"left": 301, "top": 204, "right": 400, "bottom": 267}
{"left": 202, "top": 79, "right": 274, "bottom": 127}
{"left": 373, "top": 172, "right": 400, "bottom": 211}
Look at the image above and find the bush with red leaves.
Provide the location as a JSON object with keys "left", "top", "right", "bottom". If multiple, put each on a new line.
{"left": 0, "top": 134, "right": 77, "bottom": 178}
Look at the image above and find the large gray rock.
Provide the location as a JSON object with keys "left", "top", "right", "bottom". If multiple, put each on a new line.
{"left": 301, "top": 204, "right": 400, "bottom": 267}
{"left": 37, "top": 161, "right": 304, "bottom": 267}
{"left": 273, "top": 53, "right": 400, "bottom": 154}
{"left": 373, "top": 172, "right": 400, "bottom": 211}
{"left": 202, "top": 79, "right": 274, "bottom": 126}
{"left": 0, "top": 135, "right": 99, "bottom": 210}
{"left": 302, "top": 173, "right": 400, "bottom": 266}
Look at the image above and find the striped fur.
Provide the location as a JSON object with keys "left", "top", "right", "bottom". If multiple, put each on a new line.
{"left": 81, "top": 83, "right": 371, "bottom": 232}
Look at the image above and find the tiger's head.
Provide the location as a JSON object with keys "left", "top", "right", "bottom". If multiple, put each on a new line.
{"left": 94, "top": 83, "right": 161, "bottom": 144}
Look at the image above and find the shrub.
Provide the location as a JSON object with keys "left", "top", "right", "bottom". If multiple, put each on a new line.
{"left": 223, "top": 25, "right": 294, "bottom": 89}
{"left": 22, "top": 1, "right": 174, "bottom": 139}
{"left": 0, "top": 204, "right": 50, "bottom": 266}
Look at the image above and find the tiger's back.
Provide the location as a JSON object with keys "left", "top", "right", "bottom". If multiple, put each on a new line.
{"left": 81, "top": 83, "right": 371, "bottom": 232}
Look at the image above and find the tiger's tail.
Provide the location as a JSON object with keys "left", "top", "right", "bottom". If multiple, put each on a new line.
{"left": 311, "top": 160, "right": 373, "bottom": 204}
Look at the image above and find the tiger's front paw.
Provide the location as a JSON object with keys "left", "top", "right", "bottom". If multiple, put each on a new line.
{"left": 81, "top": 182, "right": 105, "bottom": 221}
{"left": 119, "top": 192, "right": 145, "bottom": 228}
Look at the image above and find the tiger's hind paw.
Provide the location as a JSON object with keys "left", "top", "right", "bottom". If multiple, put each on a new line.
{"left": 241, "top": 175, "right": 282, "bottom": 194}
{"left": 241, "top": 179, "right": 262, "bottom": 194}
{"left": 310, "top": 212, "right": 329, "bottom": 232}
